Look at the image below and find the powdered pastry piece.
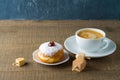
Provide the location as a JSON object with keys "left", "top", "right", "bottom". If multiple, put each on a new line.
{"left": 38, "top": 41, "right": 64, "bottom": 63}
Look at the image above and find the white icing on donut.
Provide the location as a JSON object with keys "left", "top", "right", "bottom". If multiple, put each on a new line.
{"left": 39, "top": 42, "right": 63, "bottom": 56}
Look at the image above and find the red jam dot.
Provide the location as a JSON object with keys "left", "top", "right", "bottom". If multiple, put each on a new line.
{"left": 48, "top": 41, "right": 55, "bottom": 47}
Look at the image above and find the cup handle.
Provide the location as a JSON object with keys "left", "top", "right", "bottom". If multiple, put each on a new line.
{"left": 100, "top": 38, "right": 110, "bottom": 50}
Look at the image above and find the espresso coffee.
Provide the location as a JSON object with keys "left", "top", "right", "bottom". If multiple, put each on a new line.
{"left": 77, "top": 30, "right": 103, "bottom": 39}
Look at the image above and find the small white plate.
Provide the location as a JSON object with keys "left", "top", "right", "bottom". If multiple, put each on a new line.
{"left": 33, "top": 49, "right": 70, "bottom": 65}
{"left": 64, "top": 35, "right": 116, "bottom": 58}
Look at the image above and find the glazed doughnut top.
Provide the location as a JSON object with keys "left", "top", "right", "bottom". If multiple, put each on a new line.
{"left": 39, "top": 42, "right": 63, "bottom": 56}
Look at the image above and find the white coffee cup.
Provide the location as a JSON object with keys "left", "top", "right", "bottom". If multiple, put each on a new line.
{"left": 75, "top": 28, "right": 109, "bottom": 52}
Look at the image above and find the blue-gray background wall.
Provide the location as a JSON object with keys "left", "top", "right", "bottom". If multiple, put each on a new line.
{"left": 0, "top": 0, "right": 120, "bottom": 20}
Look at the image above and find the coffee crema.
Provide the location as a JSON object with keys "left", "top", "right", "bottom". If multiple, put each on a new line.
{"left": 77, "top": 30, "right": 103, "bottom": 39}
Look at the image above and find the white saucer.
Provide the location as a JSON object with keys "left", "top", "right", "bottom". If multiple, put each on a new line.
{"left": 33, "top": 49, "right": 70, "bottom": 65}
{"left": 64, "top": 35, "right": 116, "bottom": 58}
